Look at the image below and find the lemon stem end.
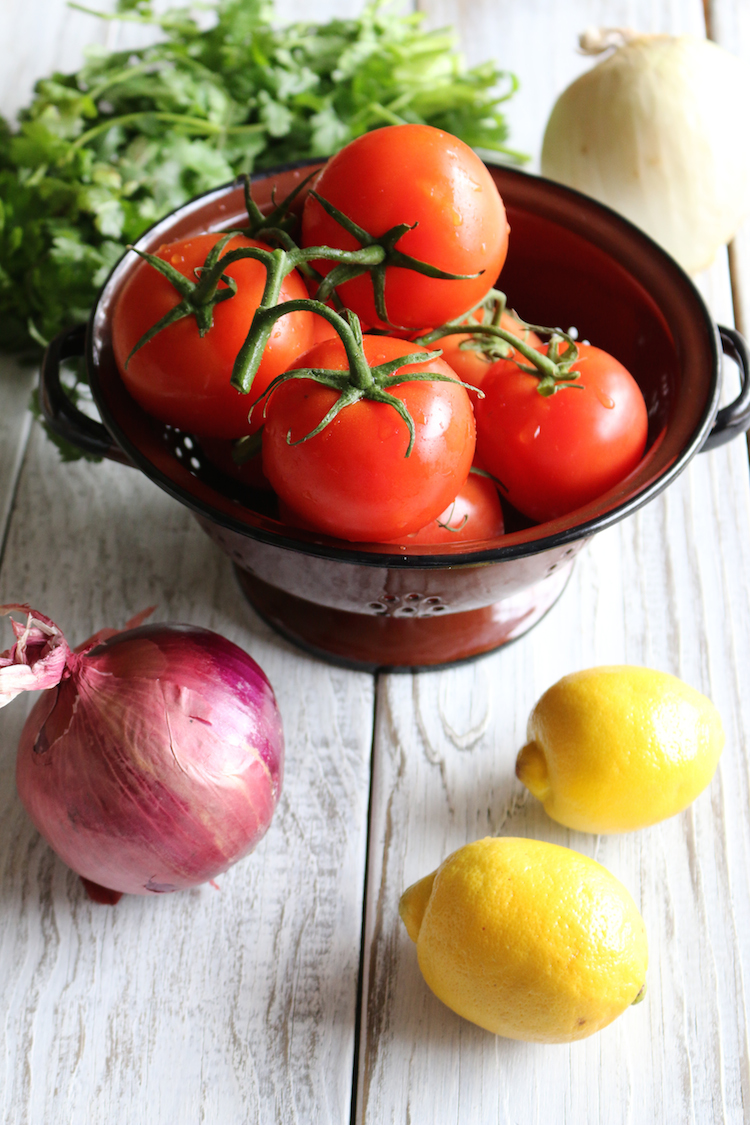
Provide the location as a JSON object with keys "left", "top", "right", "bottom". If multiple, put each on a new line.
{"left": 632, "top": 982, "right": 647, "bottom": 1005}
{"left": 399, "top": 871, "right": 436, "bottom": 943}
{"left": 515, "top": 741, "right": 551, "bottom": 801}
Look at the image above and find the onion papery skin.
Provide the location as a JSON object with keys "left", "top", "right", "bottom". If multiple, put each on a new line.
{"left": 15, "top": 623, "right": 284, "bottom": 896}
{"left": 540, "top": 34, "right": 750, "bottom": 275}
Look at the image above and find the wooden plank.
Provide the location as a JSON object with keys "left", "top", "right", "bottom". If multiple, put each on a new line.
{"left": 0, "top": 429, "right": 375, "bottom": 1125}
{"left": 359, "top": 2, "right": 750, "bottom": 1122}
{"left": 4, "top": 0, "right": 750, "bottom": 1121}
{"left": 417, "top": 0, "right": 706, "bottom": 172}
{"left": 0, "top": 2, "right": 376, "bottom": 1122}
{"left": 0, "top": 361, "right": 34, "bottom": 566}
{"left": 0, "top": 0, "right": 170, "bottom": 125}
{"left": 359, "top": 316, "right": 750, "bottom": 1125}
{"left": 0, "top": 0, "right": 390, "bottom": 125}
{"left": 0, "top": 422, "right": 376, "bottom": 1125}
{"left": 707, "top": 0, "right": 750, "bottom": 337}
{"left": 0, "top": 0, "right": 165, "bottom": 587}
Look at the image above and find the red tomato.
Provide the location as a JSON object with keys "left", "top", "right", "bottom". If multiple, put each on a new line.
{"left": 301, "top": 124, "right": 509, "bottom": 332}
{"left": 431, "top": 310, "right": 543, "bottom": 401}
{"left": 474, "top": 343, "right": 648, "bottom": 523}
{"left": 311, "top": 313, "right": 340, "bottom": 345}
{"left": 386, "top": 472, "right": 505, "bottom": 544}
{"left": 112, "top": 233, "right": 315, "bottom": 439}
{"left": 262, "top": 336, "right": 476, "bottom": 543}
{"left": 278, "top": 471, "right": 504, "bottom": 544}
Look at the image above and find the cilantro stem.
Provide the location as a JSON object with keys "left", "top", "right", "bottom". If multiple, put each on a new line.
{"left": 86, "top": 61, "right": 164, "bottom": 103}
{"left": 67, "top": 113, "right": 264, "bottom": 154}
{"left": 360, "top": 102, "right": 409, "bottom": 127}
{"left": 68, "top": 1, "right": 181, "bottom": 27}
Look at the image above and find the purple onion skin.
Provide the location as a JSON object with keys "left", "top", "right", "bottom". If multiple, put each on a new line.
{"left": 15, "top": 624, "right": 284, "bottom": 896}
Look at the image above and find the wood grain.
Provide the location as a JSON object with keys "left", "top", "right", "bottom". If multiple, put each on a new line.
{"left": 0, "top": 428, "right": 377, "bottom": 1125}
{"left": 358, "top": 2, "right": 750, "bottom": 1123}
{"left": 417, "top": 0, "right": 706, "bottom": 172}
{"left": 2, "top": 0, "right": 750, "bottom": 1122}
{"left": 0, "top": 3, "right": 375, "bottom": 1123}
{"left": 709, "top": 0, "right": 750, "bottom": 340}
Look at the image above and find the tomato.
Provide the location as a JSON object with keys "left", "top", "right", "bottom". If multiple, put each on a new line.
{"left": 112, "top": 234, "right": 315, "bottom": 439}
{"left": 429, "top": 310, "right": 543, "bottom": 401}
{"left": 278, "top": 471, "right": 504, "bottom": 544}
{"left": 301, "top": 124, "right": 509, "bottom": 332}
{"left": 386, "top": 471, "right": 505, "bottom": 545}
{"left": 474, "top": 343, "right": 648, "bottom": 523}
{"left": 261, "top": 335, "right": 476, "bottom": 543}
{"left": 311, "top": 313, "right": 340, "bottom": 345}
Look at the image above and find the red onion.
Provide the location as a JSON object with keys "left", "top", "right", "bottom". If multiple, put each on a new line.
{"left": 0, "top": 605, "right": 284, "bottom": 900}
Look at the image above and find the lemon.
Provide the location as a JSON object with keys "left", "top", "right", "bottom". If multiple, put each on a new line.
{"left": 515, "top": 666, "right": 724, "bottom": 833}
{"left": 399, "top": 837, "right": 647, "bottom": 1043}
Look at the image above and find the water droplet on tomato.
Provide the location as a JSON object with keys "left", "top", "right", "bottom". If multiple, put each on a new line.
{"left": 597, "top": 392, "right": 615, "bottom": 409}
{"left": 520, "top": 423, "right": 541, "bottom": 444}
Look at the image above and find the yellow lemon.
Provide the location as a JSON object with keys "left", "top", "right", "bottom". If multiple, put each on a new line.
{"left": 399, "top": 837, "right": 647, "bottom": 1043}
{"left": 515, "top": 666, "right": 724, "bottom": 834}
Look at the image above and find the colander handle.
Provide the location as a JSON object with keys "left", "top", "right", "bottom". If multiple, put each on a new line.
{"left": 701, "top": 326, "right": 750, "bottom": 452}
{"left": 39, "top": 323, "right": 132, "bottom": 465}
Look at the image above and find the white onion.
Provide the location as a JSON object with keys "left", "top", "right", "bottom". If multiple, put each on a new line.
{"left": 540, "top": 30, "right": 750, "bottom": 274}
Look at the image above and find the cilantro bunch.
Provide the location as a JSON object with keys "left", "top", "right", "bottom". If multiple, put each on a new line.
{"left": 0, "top": 0, "right": 522, "bottom": 360}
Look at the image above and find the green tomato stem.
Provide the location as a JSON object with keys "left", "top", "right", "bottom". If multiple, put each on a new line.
{"left": 424, "top": 322, "right": 556, "bottom": 374}
{"left": 231, "top": 298, "right": 375, "bottom": 395}
{"left": 419, "top": 317, "right": 581, "bottom": 395}
{"left": 226, "top": 245, "right": 386, "bottom": 394}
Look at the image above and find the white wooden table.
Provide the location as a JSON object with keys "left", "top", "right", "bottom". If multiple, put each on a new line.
{"left": 1, "top": 1, "right": 750, "bottom": 1122}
